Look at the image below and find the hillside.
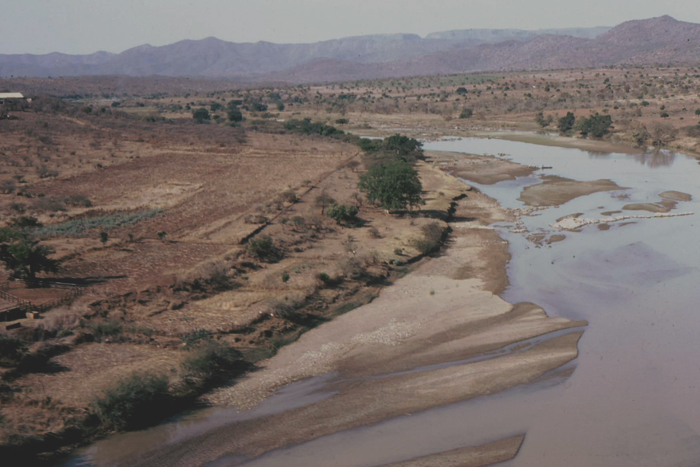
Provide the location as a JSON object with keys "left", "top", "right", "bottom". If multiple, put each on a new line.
{"left": 1, "top": 16, "right": 699, "bottom": 83}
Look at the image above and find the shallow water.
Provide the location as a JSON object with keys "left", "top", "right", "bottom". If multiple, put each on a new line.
{"left": 61, "top": 136, "right": 700, "bottom": 466}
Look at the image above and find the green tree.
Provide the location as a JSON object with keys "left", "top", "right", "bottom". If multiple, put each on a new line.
{"left": 100, "top": 231, "right": 109, "bottom": 245}
{"left": 576, "top": 114, "right": 613, "bottom": 138}
{"left": 558, "top": 112, "right": 576, "bottom": 133}
{"left": 227, "top": 107, "right": 243, "bottom": 122}
{"left": 325, "top": 204, "right": 358, "bottom": 225}
{"left": 0, "top": 228, "right": 59, "bottom": 280}
{"left": 382, "top": 134, "right": 424, "bottom": 161}
{"left": 535, "top": 112, "right": 548, "bottom": 128}
{"left": 192, "top": 108, "right": 210, "bottom": 123}
{"left": 695, "top": 109, "right": 700, "bottom": 116}
{"left": 276, "top": 101, "right": 285, "bottom": 111}
{"left": 459, "top": 108, "right": 474, "bottom": 119}
{"left": 358, "top": 160, "right": 423, "bottom": 211}
{"left": 455, "top": 87, "right": 468, "bottom": 95}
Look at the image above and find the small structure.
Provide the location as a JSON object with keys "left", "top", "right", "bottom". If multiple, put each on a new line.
{"left": 0, "top": 92, "right": 25, "bottom": 104}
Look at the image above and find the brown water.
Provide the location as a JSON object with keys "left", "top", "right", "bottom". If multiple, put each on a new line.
{"left": 62, "top": 137, "right": 700, "bottom": 466}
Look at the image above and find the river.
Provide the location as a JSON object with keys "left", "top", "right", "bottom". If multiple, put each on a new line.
{"left": 62, "top": 135, "right": 700, "bottom": 466}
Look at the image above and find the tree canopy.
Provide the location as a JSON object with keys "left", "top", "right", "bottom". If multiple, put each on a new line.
{"left": 0, "top": 228, "right": 59, "bottom": 280}
{"left": 192, "top": 108, "right": 211, "bottom": 123}
{"left": 557, "top": 112, "right": 576, "bottom": 133}
{"left": 576, "top": 114, "right": 613, "bottom": 138}
{"left": 358, "top": 160, "right": 423, "bottom": 211}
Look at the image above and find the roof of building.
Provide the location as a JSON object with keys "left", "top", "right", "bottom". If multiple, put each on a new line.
{"left": 0, "top": 92, "right": 24, "bottom": 99}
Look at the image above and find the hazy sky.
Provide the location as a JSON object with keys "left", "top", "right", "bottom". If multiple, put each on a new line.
{"left": 2, "top": 0, "right": 700, "bottom": 55}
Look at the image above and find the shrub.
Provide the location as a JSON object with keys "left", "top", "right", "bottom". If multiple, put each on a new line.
{"left": 227, "top": 107, "right": 243, "bottom": 122}
{"left": 368, "top": 227, "right": 381, "bottom": 238}
{"left": 459, "top": 108, "right": 474, "bottom": 119}
{"left": 0, "top": 334, "right": 28, "bottom": 367}
{"left": 181, "top": 329, "right": 214, "bottom": 348}
{"left": 180, "top": 341, "right": 245, "bottom": 388}
{"left": 10, "top": 216, "right": 42, "bottom": 229}
{"left": 0, "top": 179, "right": 16, "bottom": 194}
{"left": 558, "top": 112, "right": 576, "bottom": 133}
{"left": 315, "top": 192, "right": 336, "bottom": 214}
{"left": 576, "top": 114, "right": 613, "bottom": 138}
{"left": 247, "top": 236, "right": 282, "bottom": 262}
{"left": 66, "top": 195, "right": 92, "bottom": 207}
{"left": 335, "top": 118, "right": 349, "bottom": 124}
{"left": 92, "top": 372, "right": 171, "bottom": 431}
{"left": 412, "top": 222, "right": 444, "bottom": 255}
{"left": 279, "top": 190, "right": 298, "bottom": 203}
{"left": 192, "top": 108, "right": 211, "bottom": 123}
{"left": 37, "top": 165, "right": 59, "bottom": 179}
{"left": 325, "top": 204, "right": 358, "bottom": 225}
{"left": 91, "top": 320, "right": 123, "bottom": 340}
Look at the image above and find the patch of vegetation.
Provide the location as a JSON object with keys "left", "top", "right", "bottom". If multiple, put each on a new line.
{"left": 576, "top": 114, "right": 613, "bottom": 138}
{"left": 359, "top": 160, "right": 423, "bottom": 211}
{"left": 325, "top": 203, "right": 358, "bottom": 225}
{"left": 247, "top": 236, "right": 283, "bottom": 262}
{"left": 0, "top": 334, "right": 28, "bottom": 368}
{"left": 192, "top": 108, "right": 211, "bottom": 123}
{"left": 32, "top": 209, "right": 163, "bottom": 238}
{"left": 411, "top": 222, "right": 445, "bottom": 255}
{"left": 180, "top": 341, "right": 247, "bottom": 388}
{"left": 92, "top": 373, "right": 172, "bottom": 431}
{"left": 558, "top": 112, "right": 576, "bottom": 133}
{"left": 0, "top": 228, "right": 59, "bottom": 280}
{"left": 284, "top": 118, "right": 345, "bottom": 137}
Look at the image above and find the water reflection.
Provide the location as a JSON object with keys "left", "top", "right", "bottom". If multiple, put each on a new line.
{"left": 586, "top": 148, "right": 676, "bottom": 168}
{"left": 630, "top": 149, "right": 677, "bottom": 168}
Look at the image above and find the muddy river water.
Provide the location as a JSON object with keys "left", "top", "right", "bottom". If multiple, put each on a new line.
{"left": 63, "top": 136, "right": 700, "bottom": 466}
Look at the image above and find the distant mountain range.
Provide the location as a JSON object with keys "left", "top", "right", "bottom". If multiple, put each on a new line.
{"left": 1, "top": 16, "right": 699, "bottom": 83}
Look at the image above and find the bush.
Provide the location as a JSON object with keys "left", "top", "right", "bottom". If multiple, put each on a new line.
{"left": 91, "top": 320, "right": 123, "bottom": 340}
{"left": 0, "top": 334, "right": 28, "bottom": 367}
{"left": 576, "top": 114, "right": 613, "bottom": 138}
{"left": 92, "top": 373, "right": 171, "bottom": 431}
{"left": 192, "top": 108, "right": 210, "bottom": 123}
{"left": 325, "top": 204, "right": 358, "bottom": 225}
{"left": 317, "top": 272, "right": 341, "bottom": 287}
{"left": 0, "top": 179, "right": 16, "bottom": 194}
{"left": 227, "top": 107, "right": 243, "bottom": 122}
{"left": 459, "top": 108, "right": 474, "bottom": 119}
{"left": 181, "top": 329, "right": 213, "bottom": 347}
{"left": 180, "top": 341, "right": 245, "bottom": 388}
{"left": 558, "top": 112, "right": 576, "bottom": 133}
{"left": 412, "top": 222, "right": 444, "bottom": 255}
{"left": 247, "top": 236, "right": 282, "bottom": 262}
{"left": 335, "top": 118, "right": 349, "bottom": 124}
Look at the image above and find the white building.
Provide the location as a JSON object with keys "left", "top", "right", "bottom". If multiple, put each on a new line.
{"left": 0, "top": 92, "right": 26, "bottom": 105}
